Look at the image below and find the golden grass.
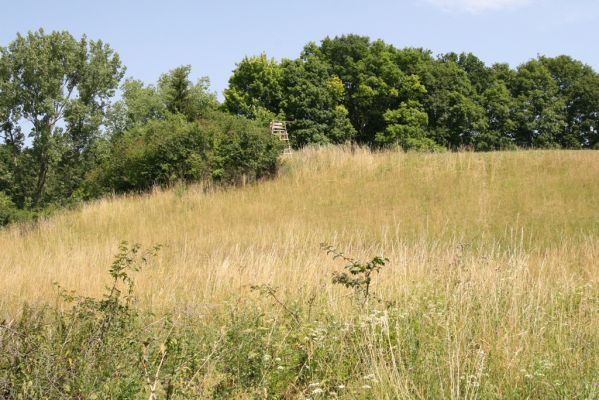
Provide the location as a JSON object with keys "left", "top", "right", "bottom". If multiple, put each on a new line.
{"left": 1, "top": 147, "right": 597, "bottom": 314}
{"left": 1, "top": 146, "right": 598, "bottom": 396}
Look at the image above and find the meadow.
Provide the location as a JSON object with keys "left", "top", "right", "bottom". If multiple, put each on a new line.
{"left": 1, "top": 147, "right": 598, "bottom": 399}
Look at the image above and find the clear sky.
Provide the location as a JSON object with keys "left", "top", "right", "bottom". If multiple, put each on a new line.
{"left": 2, "top": 0, "right": 598, "bottom": 99}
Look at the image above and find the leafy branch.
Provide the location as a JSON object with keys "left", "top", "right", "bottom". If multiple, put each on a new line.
{"left": 321, "top": 243, "right": 388, "bottom": 304}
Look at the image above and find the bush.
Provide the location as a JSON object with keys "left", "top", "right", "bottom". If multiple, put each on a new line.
{"left": 0, "top": 192, "right": 19, "bottom": 226}
{"left": 207, "top": 111, "right": 283, "bottom": 182}
{"left": 90, "top": 112, "right": 283, "bottom": 194}
{"left": 402, "top": 137, "right": 446, "bottom": 152}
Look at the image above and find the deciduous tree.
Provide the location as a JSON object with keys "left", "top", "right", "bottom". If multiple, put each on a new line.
{"left": 0, "top": 29, "right": 124, "bottom": 206}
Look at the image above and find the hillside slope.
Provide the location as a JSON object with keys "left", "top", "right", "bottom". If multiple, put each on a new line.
{"left": 1, "top": 147, "right": 598, "bottom": 397}
{"left": 1, "top": 147, "right": 598, "bottom": 312}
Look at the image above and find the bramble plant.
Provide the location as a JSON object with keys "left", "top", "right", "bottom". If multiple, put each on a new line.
{"left": 250, "top": 283, "right": 301, "bottom": 325}
{"left": 321, "top": 243, "right": 388, "bottom": 304}
{"left": 105, "top": 242, "right": 163, "bottom": 306}
{"left": 45, "top": 242, "right": 167, "bottom": 398}
{"left": 54, "top": 241, "right": 162, "bottom": 310}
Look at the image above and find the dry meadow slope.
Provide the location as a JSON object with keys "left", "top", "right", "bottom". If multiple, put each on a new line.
{"left": 1, "top": 147, "right": 598, "bottom": 311}
{"left": 1, "top": 147, "right": 598, "bottom": 396}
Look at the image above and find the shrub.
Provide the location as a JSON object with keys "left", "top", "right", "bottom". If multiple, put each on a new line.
{"left": 91, "top": 112, "right": 282, "bottom": 194}
{"left": 0, "top": 192, "right": 17, "bottom": 226}
{"left": 0, "top": 192, "right": 32, "bottom": 226}
{"left": 322, "top": 243, "right": 388, "bottom": 305}
{"left": 206, "top": 111, "right": 283, "bottom": 183}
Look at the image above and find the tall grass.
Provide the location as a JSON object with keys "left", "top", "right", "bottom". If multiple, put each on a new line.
{"left": 1, "top": 147, "right": 598, "bottom": 398}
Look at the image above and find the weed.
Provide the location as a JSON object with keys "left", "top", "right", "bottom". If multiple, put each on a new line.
{"left": 322, "top": 243, "right": 388, "bottom": 304}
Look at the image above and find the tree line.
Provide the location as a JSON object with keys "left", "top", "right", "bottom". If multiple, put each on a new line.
{"left": 225, "top": 35, "right": 599, "bottom": 151}
{"left": 0, "top": 30, "right": 281, "bottom": 225}
{"left": 1, "top": 30, "right": 598, "bottom": 225}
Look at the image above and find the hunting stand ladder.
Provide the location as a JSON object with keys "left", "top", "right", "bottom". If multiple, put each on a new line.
{"left": 270, "top": 121, "right": 292, "bottom": 155}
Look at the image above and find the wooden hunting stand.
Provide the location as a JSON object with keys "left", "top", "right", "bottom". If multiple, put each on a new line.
{"left": 270, "top": 120, "right": 292, "bottom": 155}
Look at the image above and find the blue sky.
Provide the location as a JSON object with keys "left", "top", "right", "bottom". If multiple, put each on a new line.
{"left": 2, "top": 0, "right": 598, "bottom": 99}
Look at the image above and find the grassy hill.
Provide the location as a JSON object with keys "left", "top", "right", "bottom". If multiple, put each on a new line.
{"left": 1, "top": 147, "right": 598, "bottom": 398}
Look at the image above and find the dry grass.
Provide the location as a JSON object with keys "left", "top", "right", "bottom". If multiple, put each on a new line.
{"left": 1, "top": 147, "right": 597, "bottom": 311}
{"left": 1, "top": 146, "right": 598, "bottom": 396}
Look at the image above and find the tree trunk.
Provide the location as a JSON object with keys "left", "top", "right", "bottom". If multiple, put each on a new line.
{"left": 31, "top": 120, "right": 53, "bottom": 207}
{"left": 32, "top": 158, "right": 49, "bottom": 207}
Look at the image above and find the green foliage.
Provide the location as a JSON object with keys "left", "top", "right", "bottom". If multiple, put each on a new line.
{"left": 206, "top": 110, "right": 283, "bottom": 183}
{"left": 376, "top": 100, "right": 443, "bottom": 152}
{"left": 0, "top": 145, "right": 13, "bottom": 197}
{"left": 511, "top": 59, "right": 567, "bottom": 148}
{"left": 0, "top": 28, "right": 124, "bottom": 208}
{"left": 107, "top": 65, "right": 218, "bottom": 135}
{"left": 322, "top": 244, "right": 388, "bottom": 304}
{"left": 85, "top": 66, "right": 264, "bottom": 199}
{"left": 223, "top": 54, "right": 284, "bottom": 119}
{"left": 0, "top": 191, "right": 18, "bottom": 225}
{"left": 539, "top": 55, "right": 599, "bottom": 148}
{"left": 108, "top": 79, "right": 167, "bottom": 131}
{"left": 91, "top": 112, "right": 281, "bottom": 194}
{"left": 420, "top": 58, "right": 488, "bottom": 148}
{"left": 442, "top": 52, "right": 494, "bottom": 94}
{"left": 478, "top": 81, "right": 517, "bottom": 150}
{"left": 281, "top": 56, "right": 356, "bottom": 147}
{"left": 224, "top": 35, "right": 599, "bottom": 152}
{"left": 0, "top": 30, "right": 280, "bottom": 227}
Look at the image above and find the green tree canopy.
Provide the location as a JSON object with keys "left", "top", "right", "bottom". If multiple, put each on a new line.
{"left": 539, "top": 55, "right": 599, "bottom": 148}
{"left": 107, "top": 66, "right": 218, "bottom": 136}
{"left": 280, "top": 54, "right": 356, "bottom": 146}
{"left": 0, "top": 29, "right": 124, "bottom": 207}
{"left": 223, "top": 54, "right": 284, "bottom": 120}
{"left": 511, "top": 59, "right": 567, "bottom": 148}
{"left": 224, "top": 35, "right": 599, "bottom": 151}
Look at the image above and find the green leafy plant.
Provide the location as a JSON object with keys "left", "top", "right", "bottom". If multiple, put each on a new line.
{"left": 20, "top": 242, "right": 165, "bottom": 399}
{"left": 321, "top": 243, "right": 388, "bottom": 304}
{"left": 55, "top": 242, "right": 162, "bottom": 310}
{"left": 250, "top": 284, "right": 301, "bottom": 325}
